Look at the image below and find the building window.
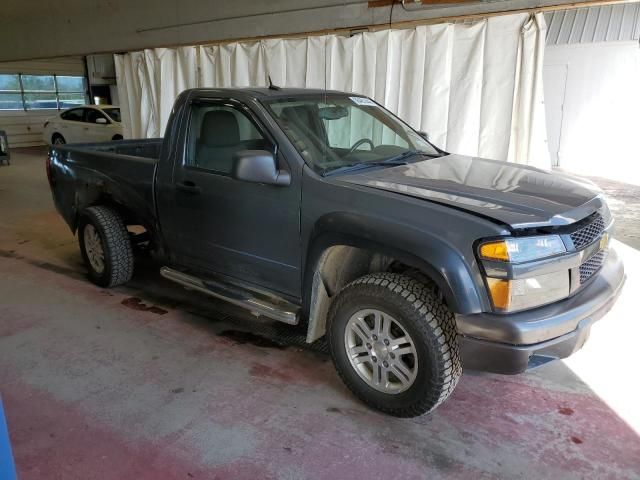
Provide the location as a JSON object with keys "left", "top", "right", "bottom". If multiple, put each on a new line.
{"left": 22, "top": 75, "right": 57, "bottom": 110}
{"left": 0, "top": 74, "right": 23, "bottom": 110}
{"left": 56, "top": 76, "right": 87, "bottom": 109}
{"left": 0, "top": 74, "right": 87, "bottom": 111}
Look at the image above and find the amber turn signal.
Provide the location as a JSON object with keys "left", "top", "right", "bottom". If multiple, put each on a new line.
{"left": 486, "top": 277, "right": 511, "bottom": 310}
{"left": 479, "top": 241, "right": 509, "bottom": 261}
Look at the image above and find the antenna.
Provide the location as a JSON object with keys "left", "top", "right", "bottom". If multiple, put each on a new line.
{"left": 268, "top": 76, "right": 281, "bottom": 91}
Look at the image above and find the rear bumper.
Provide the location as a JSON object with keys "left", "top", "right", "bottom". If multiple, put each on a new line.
{"left": 457, "top": 247, "right": 625, "bottom": 374}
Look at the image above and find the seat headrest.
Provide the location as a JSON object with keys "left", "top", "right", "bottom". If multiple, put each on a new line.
{"left": 200, "top": 110, "right": 240, "bottom": 147}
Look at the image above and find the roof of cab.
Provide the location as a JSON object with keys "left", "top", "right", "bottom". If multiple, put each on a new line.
{"left": 184, "top": 87, "right": 358, "bottom": 99}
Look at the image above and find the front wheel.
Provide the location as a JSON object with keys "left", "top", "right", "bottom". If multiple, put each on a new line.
{"left": 327, "top": 273, "right": 462, "bottom": 417}
{"left": 78, "top": 206, "right": 134, "bottom": 287}
{"left": 52, "top": 134, "right": 66, "bottom": 145}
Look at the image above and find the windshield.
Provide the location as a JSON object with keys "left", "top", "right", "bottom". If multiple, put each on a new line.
{"left": 263, "top": 95, "right": 440, "bottom": 174}
{"left": 102, "top": 108, "right": 121, "bottom": 123}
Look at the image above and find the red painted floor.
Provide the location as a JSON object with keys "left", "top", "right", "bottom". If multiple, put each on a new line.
{"left": 1, "top": 149, "right": 639, "bottom": 479}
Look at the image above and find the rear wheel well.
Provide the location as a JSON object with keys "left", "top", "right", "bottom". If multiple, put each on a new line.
{"left": 304, "top": 245, "right": 446, "bottom": 343}
{"left": 77, "top": 196, "right": 154, "bottom": 252}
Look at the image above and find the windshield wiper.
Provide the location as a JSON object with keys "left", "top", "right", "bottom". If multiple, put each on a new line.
{"left": 322, "top": 150, "right": 429, "bottom": 176}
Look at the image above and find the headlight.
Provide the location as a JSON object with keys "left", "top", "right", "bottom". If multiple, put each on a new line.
{"left": 479, "top": 235, "right": 566, "bottom": 263}
{"left": 479, "top": 235, "right": 569, "bottom": 312}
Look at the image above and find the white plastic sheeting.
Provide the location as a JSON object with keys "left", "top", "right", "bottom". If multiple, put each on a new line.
{"left": 115, "top": 12, "right": 549, "bottom": 167}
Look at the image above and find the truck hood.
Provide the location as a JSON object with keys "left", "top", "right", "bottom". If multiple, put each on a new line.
{"left": 337, "top": 154, "right": 605, "bottom": 229}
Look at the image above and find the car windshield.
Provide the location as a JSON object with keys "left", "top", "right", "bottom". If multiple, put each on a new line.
{"left": 102, "top": 108, "right": 121, "bottom": 123}
{"left": 263, "top": 94, "right": 440, "bottom": 175}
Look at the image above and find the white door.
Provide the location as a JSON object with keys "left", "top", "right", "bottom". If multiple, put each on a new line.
{"left": 84, "top": 109, "right": 112, "bottom": 142}
{"left": 544, "top": 64, "right": 568, "bottom": 167}
{"left": 58, "top": 108, "right": 85, "bottom": 143}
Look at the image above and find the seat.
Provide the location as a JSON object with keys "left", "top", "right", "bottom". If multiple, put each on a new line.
{"left": 195, "top": 110, "right": 241, "bottom": 173}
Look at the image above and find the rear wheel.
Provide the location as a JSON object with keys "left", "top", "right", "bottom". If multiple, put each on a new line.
{"left": 52, "top": 134, "right": 66, "bottom": 145}
{"left": 78, "top": 206, "right": 134, "bottom": 287}
{"left": 327, "top": 272, "right": 462, "bottom": 417}
{"left": 112, "top": 134, "right": 123, "bottom": 141}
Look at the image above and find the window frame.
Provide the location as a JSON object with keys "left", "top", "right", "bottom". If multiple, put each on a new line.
{"left": 0, "top": 73, "right": 88, "bottom": 111}
{"left": 183, "top": 98, "right": 278, "bottom": 177}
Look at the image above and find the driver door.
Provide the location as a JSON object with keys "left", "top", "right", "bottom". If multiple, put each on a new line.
{"left": 161, "top": 99, "right": 302, "bottom": 298}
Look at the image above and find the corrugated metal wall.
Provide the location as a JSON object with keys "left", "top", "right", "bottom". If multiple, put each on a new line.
{"left": 546, "top": 2, "right": 640, "bottom": 45}
{"left": 0, "top": 56, "right": 85, "bottom": 148}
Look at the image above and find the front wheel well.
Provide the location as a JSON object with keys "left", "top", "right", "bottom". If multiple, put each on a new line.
{"left": 304, "top": 245, "right": 450, "bottom": 343}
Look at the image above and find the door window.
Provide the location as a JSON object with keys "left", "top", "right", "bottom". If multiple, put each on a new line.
{"left": 186, "top": 103, "right": 272, "bottom": 175}
{"left": 61, "top": 108, "right": 84, "bottom": 122}
{"left": 85, "top": 109, "right": 108, "bottom": 124}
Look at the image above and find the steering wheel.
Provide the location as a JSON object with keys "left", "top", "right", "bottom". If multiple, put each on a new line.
{"left": 347, "top": 138, "right": 375, "bottom": 155}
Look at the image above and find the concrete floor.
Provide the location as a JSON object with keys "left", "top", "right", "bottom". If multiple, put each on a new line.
{"left": 1, "top": 148, "right": 639, "bottom": 479}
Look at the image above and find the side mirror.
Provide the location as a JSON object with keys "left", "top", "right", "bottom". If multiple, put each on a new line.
{"left": 231, "top": 150, "right": 291, "bottom": 187}
{"left": 418, "top": 131, "right": 429, "bottom": 141}
{"left": 95, "top": 117, "right": 108, "bottom": 124}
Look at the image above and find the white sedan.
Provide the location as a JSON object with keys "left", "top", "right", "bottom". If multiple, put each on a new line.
{"left": 43, "top": 105, "right": 123, "bottom": 145}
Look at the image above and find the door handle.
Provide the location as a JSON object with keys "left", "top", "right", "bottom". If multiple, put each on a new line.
{"left": 176, "top": 180, "right": 201, "bottom": 194}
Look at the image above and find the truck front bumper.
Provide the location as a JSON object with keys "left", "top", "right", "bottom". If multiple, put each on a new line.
{"left": 456, "top": 247, "right": 625, "bottom": 374}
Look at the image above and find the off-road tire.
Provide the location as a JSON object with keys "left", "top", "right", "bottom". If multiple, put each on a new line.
{"left": 327, "top": 272, "right": 462, "bottom": 417}
{"left": 78, "top": 206, "right": 134, "bottom": 287}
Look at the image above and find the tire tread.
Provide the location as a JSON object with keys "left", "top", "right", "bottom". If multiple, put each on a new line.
{"left": 81, "top": 206, "right": 133, "bottom": 287}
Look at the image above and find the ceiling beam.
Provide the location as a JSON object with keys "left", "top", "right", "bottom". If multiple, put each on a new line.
{"left": 1, "top": 0, "right": 636, "bottom": 61}
{"left": 155, "top": 0, "right": 639, "bottom": 47}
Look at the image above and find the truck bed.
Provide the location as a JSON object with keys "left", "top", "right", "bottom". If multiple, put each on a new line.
{"left": 48, "top": 139, "right": 163, "bottom": 233}
{"left": 79, "top": 138, "right": 163, "bottom": 160}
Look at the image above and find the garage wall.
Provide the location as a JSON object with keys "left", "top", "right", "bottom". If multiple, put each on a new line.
{"left": 543, "top": 4, "right": 640, "bottom": 183}
{"left": 0, "top": 57, "right": 85, "bottom": 148}
{"left": 543, "top": 41, "right": 640, "bottom": 182}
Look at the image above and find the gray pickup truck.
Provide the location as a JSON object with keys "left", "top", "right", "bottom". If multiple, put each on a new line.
{"left": 47, "top": 88, "right": 625, "bottom": 417}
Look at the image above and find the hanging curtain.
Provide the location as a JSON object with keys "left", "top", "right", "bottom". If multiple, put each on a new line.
{"left": 507, "top": 13, "right": 549, "bottom": 168}
{"left": 115, "top": 13, "right": 550, "bottom": 168}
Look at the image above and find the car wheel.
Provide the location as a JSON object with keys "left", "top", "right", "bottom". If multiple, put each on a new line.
{"left": 327, "top": 272, "right": 462, "bottom": 417}
{"left": 112, "top": 134, "right": 123, "bottom": 141}
{"left": 78, "top": 206, "right": 134, "bottom": 288}
{"left": 52, "top": 134, "right": 66, "bottom": 145}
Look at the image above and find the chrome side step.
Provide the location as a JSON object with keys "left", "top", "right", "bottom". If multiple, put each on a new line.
{"left": 160, "top": 266, "right": 299, "bottom": 325}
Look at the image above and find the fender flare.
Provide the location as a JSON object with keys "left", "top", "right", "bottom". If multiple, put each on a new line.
{"left": 302, "top": 214, "right": 485, "bottom": 317}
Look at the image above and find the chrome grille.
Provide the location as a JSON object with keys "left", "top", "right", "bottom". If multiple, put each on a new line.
{"left": 570, "top": 214, "right": 606, "bottom": 250}
{"left": 579, "top": 250, "right": 606, "bottom": 284}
